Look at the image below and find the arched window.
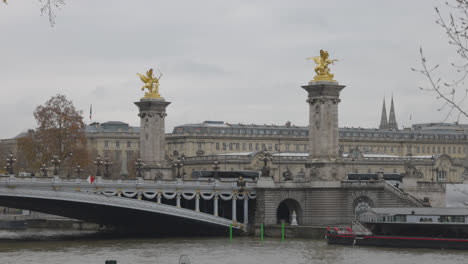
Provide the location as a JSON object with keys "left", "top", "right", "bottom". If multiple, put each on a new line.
{"left": 437, "top": 170, "right": 447, "bottom": 182}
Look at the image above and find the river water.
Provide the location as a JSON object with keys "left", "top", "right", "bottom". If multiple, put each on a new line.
{"left": 0, "top": 230, "right": 466, "bottom": 264}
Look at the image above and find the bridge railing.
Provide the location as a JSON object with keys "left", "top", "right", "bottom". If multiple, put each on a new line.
{"left": 0, "top": 175, "right": 257, "bottom": 189}
{"left": 0, "top": 174, "right": 255, "bottom": 229}
{"left": 340, "top": 180, "right": 385, "bottom": 188}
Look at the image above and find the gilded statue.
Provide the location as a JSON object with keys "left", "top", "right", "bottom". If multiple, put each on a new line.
{"left": 137, "top": 68, "right": 163, "bottom": 99}
{"left": 307, "top": 50, "right": 338, "bottom": 82}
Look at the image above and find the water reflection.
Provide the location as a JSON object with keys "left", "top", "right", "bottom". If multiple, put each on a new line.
{"left": 0, "top": 230, "right": 466, "bottom": 264}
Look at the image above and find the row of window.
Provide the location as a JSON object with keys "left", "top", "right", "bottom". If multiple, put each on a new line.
{"left": 168, "top": 141, "right": 465, "bottom": 155}
{"left": 344, "top": 144, "right": 466, "bottom": 155}
{"left": 168, "top": 142, "right": 309, "bottom": 152}
{"left": 340, "top": 131, "right": 467, "bottom": 140}
{"left": 214, "top": 142, "right": 307, "bottom": 152}
{"left": 104, "top": 140, "right": 139, "bottom": 149}
{"left": 175, "top": 127, "right": 308, "bottom": 136}
{"left": 174, "top": 126, "right": 467, "bottom": 141}
{"left": 103, "top": 150, "right": 135, "bottom": 161}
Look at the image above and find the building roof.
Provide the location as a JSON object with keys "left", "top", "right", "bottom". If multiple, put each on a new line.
{"left": 85, "top": 122, "right": 139, "bottom": 133}
{"left": 14, "top": 131, "right": 29, "bottom": 139}
{"left": 412, "top": 123, "right": 468, "bottom": 131}
{"left": 370, "top": 207, "right": 468, "bottom": 216}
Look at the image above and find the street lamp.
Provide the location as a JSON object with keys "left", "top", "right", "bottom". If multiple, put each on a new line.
{"left": 261, "top": 155, "right": 272, "bottom": 178}
{"left": 68, "top": 152, "right": 73, "bottom": 177}
{"left": 40, "top": 164, "right": 48, "bottom": 177}
{"left": 237, "top": 176, "right": 246, "bottom": 193}
{"left": 173, "top": 159, "right": 182, "bottom": 178}
{"left": 262, "top": 155, "right": 272, "bottom": 169}
{"left": 94, "top": 155, "right": 103, "bottom": 176}
{"left": 4, "top": 152, "right": 16, "bottom": 175}
{"left": 135, "top": 158, "right": 145, "bottom": 178}
{"left": 181, "top": 154, "right": 186, "bottom": 180}
{"left": 51, "top": 155, "right": 61, "bottom": 176}
{"left": 103, "top": 158, "right": 113, "bottom": 178}
{"left": 431, "top": 155, "right": 434, "bottom": 182}
{"left": 212, "top": 160, "right": 220, "bottom": 180}
{"left": 75, "top": 165, "right": 83, "bottom": 178}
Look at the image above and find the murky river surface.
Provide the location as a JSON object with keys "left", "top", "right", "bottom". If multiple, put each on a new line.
{"left": 0, "top": 230, "right": 466, "bottom": 264}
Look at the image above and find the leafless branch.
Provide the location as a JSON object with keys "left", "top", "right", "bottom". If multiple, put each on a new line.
{"left": 415, "top": 0, "right": 468, "bottom": 122}
{"left": 39, "top": 0, "right": 65, "bottom": 27}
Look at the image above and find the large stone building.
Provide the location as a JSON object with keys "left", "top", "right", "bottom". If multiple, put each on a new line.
{"left": 167, "top": 97, "right": 468, "bottom": 160}
{"left": 3, "top": 104, "right": 467, "bottom": 187}
{"left": 1, "top": 93, "right": 467, "bottom": 206}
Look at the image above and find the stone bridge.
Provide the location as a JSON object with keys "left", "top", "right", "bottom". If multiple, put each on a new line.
{"left": 255, "top": 178, "right": 426, "bottom": 229}
{"left": 0, "top": 175, "right": 256, "bottom": 234}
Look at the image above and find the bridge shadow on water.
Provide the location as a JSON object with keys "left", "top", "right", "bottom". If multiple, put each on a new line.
{"left": 0, "top": 230, "right": 232, "bottom": 244}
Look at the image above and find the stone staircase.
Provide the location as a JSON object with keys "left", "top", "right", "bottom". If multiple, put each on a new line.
{"left": 382, "top": 181, "right": 427, "bottom": 207}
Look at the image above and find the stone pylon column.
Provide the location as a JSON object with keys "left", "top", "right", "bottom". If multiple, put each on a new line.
{"left": 302, "top": 80, "right": 346, "bottom": 181}
{"left": 302, "top": 81, "right": 345, "bottom": 160}
{"left": 134, "top": 98, "right": 173, "bottom": 179}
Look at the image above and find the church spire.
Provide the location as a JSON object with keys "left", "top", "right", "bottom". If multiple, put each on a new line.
{"left": 388, "top": 96, "right": 398, "bottom": 130}
{"left": 379, "top": 97, "right": 388, "bottom": 130}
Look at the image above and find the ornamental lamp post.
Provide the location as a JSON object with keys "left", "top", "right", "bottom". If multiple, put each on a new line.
{"left": 103, "top": 157, "right": 113, "bottom": 178}
{"left": 75, "top": 165, "right": 83, "bottom": 178}
{"left": 51, "top": 155, "right": 61, "bottom": 176}
{"left": 173, "top": 159, "right": 182, "bottom": 178}
{"left": 135, "top": 158, "right": 145, "bottom": 178}
{"left": 261, "top": 155, "right": 272, "bottom": 178}
{"left": 94, "top": 155, "right": 103, "bottom": 177}
{"left": 181, "top": 154, "right": 186, "bottom": 180}
{"left": 237, "top": 176, "right": 246, "bottom": 193}
{"left": 68, "top": 151, "right": 73, "bottom": 177}
{"left": 212, "top": 160, "right": 220, "bottom": 180}
{"left": 5, "top": 152, "right": 16, "bottom": 175}
{"left": 431, "top": 155, "right": 435, "bottom": 182}
{"left": 262, "top": 155, "right": 272, "bottom": 169}
{"left": 40, "top": 164, "right": 48, "bottom": 177}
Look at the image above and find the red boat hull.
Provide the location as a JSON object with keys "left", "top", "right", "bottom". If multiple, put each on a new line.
{"left": 355, "top": 235, "right": 468, "bottom": 250}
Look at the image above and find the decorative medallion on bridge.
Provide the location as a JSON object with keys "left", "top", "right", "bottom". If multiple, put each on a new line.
{"left": 307, "top": 50, "right": 338, "bottom": 82}
{"left": 353, "top": 196, "right": 375, "bottom": 217}
{"left": 355, "top": 201, "right": 371, "bottom": 217}
{"left": 137, "top": 68, "right": 163, "bottom": 99}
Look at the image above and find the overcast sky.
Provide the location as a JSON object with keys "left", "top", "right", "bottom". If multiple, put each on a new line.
{"left": 0, "top": 0, "right": 463, "bottom": 138}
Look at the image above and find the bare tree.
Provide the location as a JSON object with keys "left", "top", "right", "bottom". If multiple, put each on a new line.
{"left": 413, "top": 0, "right": 468, "bottom": 122}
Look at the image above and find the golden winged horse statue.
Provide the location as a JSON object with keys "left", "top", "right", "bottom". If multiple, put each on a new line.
{"left": 307, "top": 50, "right": 338, "bottom": 82}
{"left": 137, "top": 68, "right": 163, "bottom": 99}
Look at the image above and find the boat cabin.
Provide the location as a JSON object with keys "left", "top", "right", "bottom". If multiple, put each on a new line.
{"left": 358, "top": 207, "right": 468, "bottom": 224}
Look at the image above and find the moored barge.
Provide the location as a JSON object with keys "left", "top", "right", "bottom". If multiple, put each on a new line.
{"left": 326, "top": 207, "right": 468, "bottom": 249}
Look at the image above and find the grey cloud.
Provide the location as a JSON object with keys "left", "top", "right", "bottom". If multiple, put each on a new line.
{"left": 0, "top": 0, "right": 461, "bottom": 138}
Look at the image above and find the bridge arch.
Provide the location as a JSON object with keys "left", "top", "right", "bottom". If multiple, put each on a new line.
{"left": 276, "top": 198, "right": 302, "bottom": 225}
{"left": 0, "top": 188, "right": 238, "bottom": 233}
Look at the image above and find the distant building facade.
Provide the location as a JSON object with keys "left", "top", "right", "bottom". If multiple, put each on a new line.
{"left": 167, "top": 121, "right": 468, "bottom": 160}
{"left": 2, "top": 99, "right": 468, "bottom": 205}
